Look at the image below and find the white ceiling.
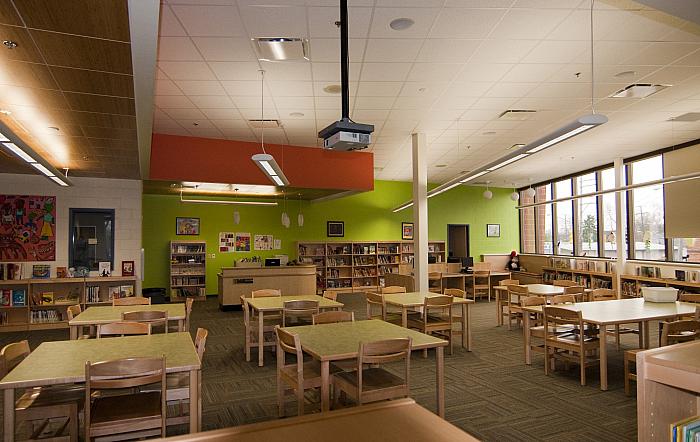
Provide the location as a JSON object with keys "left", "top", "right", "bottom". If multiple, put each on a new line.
{"left": 152, "top": 0, "right": 700, "bottom": 187}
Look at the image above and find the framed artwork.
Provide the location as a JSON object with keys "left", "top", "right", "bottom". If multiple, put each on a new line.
{"left": 0, "top": 195, "right": 56, "bottom": 261}
{"left": 401, "top": 222, "right": 414, "bottom": 240}
{"left": 327, "top": 221, "right": 344, "bottom": 237}
{"left": 121, "top": 260, "right": 135, "bottom": 277}
{"left": 176, "top": 217, "right": 200, "bottom": 235}
{"left": 487, "top": 224, "right": 501, "bottom": 238}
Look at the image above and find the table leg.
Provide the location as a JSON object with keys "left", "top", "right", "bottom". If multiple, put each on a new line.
{"left": 643, "top": 321, "right": 650, "bottom": 349}
{"left": 461, "top": 304, "right": 467, "bottom": 350}
{"left": 320, "top": 360, "right": 330, "bottom": 412}
{"left": 258, "top": 311, "right": 264, "bottom": 367}
{"left": 69, "top": 325, "right": 77, "bottom": 340}
{"left": 436, "top": 346, "right": 445, "bottom": 418}
{"left": 638, "top": 321, "right": 643, "bottom": 348}
{"left": 599, "top": 328, "right": 608, "bottom": 391}
{"left": 402, "top": 308, "right": 408, "bottom": 328}
{"left": 524, "top": 311, "right": 531, "bottom": 365}
{"left": 189, "top": 369, "right": 200, "bottom": 433}
{"left": 4, "top": 388, "right": 14, "bottom": 442}
{"left": 179, "top": 319, "right": 184, "bottom": 332}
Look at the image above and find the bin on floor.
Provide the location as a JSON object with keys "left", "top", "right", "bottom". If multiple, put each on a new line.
{"left": 142, "top": 287, "right": 169, "bottom": 304}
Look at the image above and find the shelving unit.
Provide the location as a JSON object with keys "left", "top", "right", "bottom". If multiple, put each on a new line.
{"left": 541, "top": 266, "right": 616, "bottom": 291}
{"left": 620, "top": 274, "right": 700, "bottom": 298}
{"left": 0, "top": 276, "right": 137, "bottom": 332}
{"left": 296, "top": 240, "right": 446, "bottom": 293}
{"left": 170, "top": 240, "right": 206, "bottom": 302}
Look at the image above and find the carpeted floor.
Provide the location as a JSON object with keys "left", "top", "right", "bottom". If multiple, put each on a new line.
{"left": 0, "top": 295, "right": 640, "bottom": 441}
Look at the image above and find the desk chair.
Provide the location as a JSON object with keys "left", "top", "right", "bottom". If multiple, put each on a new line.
{"left": 408, "top": 295, "right": 453, "bottom": 355}
{"left": 122, "top": 310, "right": 168, "bottom": 334}
{"left": 282, "top": 300, "right": 319, "bottom": 327}
{"left": 543, "top": 307, "right": 600, "bottom": 386}
{"left": 496, "top": 279, "right": 519, "bottom": 325}
{"left": 275, "top": 326, "right": 324, "bottom": 417}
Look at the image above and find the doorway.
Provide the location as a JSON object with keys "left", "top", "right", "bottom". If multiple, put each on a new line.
{"left": 447, "top": 224, "right": 470, "bottom": 258}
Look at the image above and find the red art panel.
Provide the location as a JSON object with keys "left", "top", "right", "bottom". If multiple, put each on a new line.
{"left": 0, "top": 195, "right": 56, "bottom": 261}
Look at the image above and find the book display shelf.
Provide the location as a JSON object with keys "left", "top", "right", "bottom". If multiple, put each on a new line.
{"left": 297, "top": 240, "right": 446, "bottom": 294}
{"left": 540, "top": 257, "right": 616, "bottom": 292}
{"left": 620, "top": 274, "right": 700, "bottom": 299}
{"left": 170, "top": 240, "right": 207, "bottom": 302}
{"left": 0, "top": 276, "right": 137, "bottom": 332}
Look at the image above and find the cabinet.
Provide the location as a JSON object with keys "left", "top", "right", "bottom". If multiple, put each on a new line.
{"left": 170, "top": 240, "right": 206, "bottom": 301}
{"left": 620, "top": 275, "right": 700, "bottom": 299}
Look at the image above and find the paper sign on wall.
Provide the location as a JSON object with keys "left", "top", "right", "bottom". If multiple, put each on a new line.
{"left": 235, "top": 232, "right": 251, "bottom": 252}
{"left": 273, "top": 239, "right": 281, "bottom": 250}
{"left": 219, "top": 232, "right": 235, "bottom": 253}
{"left": 254, "top": 234, "right": 273, "bottom": 251}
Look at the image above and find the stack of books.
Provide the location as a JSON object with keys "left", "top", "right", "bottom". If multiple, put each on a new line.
{"left": 671, "top": 415, "right": 700, "bottom": 441}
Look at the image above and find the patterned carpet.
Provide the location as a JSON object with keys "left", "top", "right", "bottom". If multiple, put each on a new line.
{"left": 0, "top": 295, "right": 640, "bottom": 441}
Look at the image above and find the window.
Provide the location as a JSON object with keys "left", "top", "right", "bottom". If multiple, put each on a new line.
{"left": 555, "top": 179, "right": 573, "bottom": 255}
{"left": 535, "top": 185, "right": 553, "bottom": 254}
{"left": 69, "top": 209, "right": 115, "bottom": 272}
{"left": 520, "top": 190, "right": 535, "bottom": 253}
{"left": 629, "top": 156, "right": 665, "bottom": 261}
{"left": 670, "top": 238, "right": 700, "bottom": 263}
{"left": 575, "top": 172, "right": 598, "bottom": 257}
{"left": 600, "top": 168, "right": 624, "bottom": 258}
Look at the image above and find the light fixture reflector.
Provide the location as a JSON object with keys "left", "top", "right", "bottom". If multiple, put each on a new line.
{"left": 525, "top": 114, "right": 607, "bottom": 154}
{"left": 3, "top": 142, "right": 35, "bottom": 163}
{"left": 49, "top": 175, "right": 69, "bottom": 186}
{"left": 0, "top": 132, "right": 9, "bottom": 142}
{"left": 487, "top": 154, "right": 529, "bottom": 171}
{"left": 459, "top": 171, "right": 489, "bottom": 183}
{"left": 30, "top": 162, "right": 55, "bottom": 177}
{"left": 251, "top": 153, "right": 290, "bottom": 186}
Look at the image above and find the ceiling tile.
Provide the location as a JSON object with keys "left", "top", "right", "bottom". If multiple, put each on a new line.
{"left": 158, "top": 61, "right": 217, "bottom": 80}
{"left": 356, "top": 82, "right": 403, "bottom": 97}
{"left": 455, "top": 63, "right": 512, "bottom": 82}
{"left": 200, "top": 108, "right": 244, "bottom": 119}
{"left": 364, "top": 39, "right": 422, "bottom": 62}
{"left": 268, "top": 81, "right": 314, "bottom": 97}
{"left": 239, "top": 5, "right": 308, "bottom": 38}
{"left": 360, "top": 63, "right": 412, "bottom": 81}
{"left": 521, "top": 40, "right": 588, "bottom": 64}
{"left": 406, "top": 63, "right": 462, "bottom": 82}
{"left": 192, "top": 37, "right": 257, "bottom": 61}
{"left": 260, "top": 61, "right": 312, "bottom": 81}
{"left": 161, "top": 107, "right": 207, "bottom": 120}
{"left": 471, "top": 39, "right": 538, "bottom": 64}
{"left": 154, "top": 95, "right": 196, "bottom": 108}
{"left": 159, "top": 6, "right": 187, "bottom": 37}
{"left": 415, "top": 38, "right": 480, "bottom": 63}
{"left": 209, "top": 61, "right": 261, "bottom": 80}
{"left": 308, "top": 38, "right": 365, "bottom": 63}
{"left": 171, "top": 5, "right": 245, "bottom": 37}
{"left": 311, "top": 62, "right": 361, "bottom": 81}
{"left": 188, "top": 95, "right": 237, "bottom": 108}
{"left": 174, "top": 80, "right": 226, "bottom": 95}
{"left": 370, "top": 7, "right": 441, "bottom": 39}
{"left": 308, "top": 7, "right": 372, "bottom": 38}
{"left": 490, "top": 8, "right": 570, "bottom": 40}
{"left": 221, "top": 80, "right": 263, "bottom": 96}
{"left": 158, "top": 36, "right": 203, "bottom": 61}
{"left": 155, "top": 79, "right": 183, "bottom": 95}
{"left": 430, "top": 8, "right": 505, "bottom": 39}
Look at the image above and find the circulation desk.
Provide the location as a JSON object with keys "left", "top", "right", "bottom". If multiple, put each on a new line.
{"left": 217, "top": 265, "right": 316, "bottom": 308}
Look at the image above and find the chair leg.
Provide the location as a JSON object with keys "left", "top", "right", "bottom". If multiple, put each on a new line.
{"left": 615, "top": 325, "right": 621, "bottom": 350}
{"left": 297, "top": 387, "right": 305, "bottom": 416}
{"left": 245, "top": 329, "right": 251, "bottom": 362}
{"left": 507, "top": 307, "right": 512, "bottom": 330}
{"left": 277, "top": 382, "right": 285, "bottom": 417}
{"left": 624, "top": 356, "right": 631, "bottom": 396}
{"left": 544, "top": 344, "right": 550, "bottom": 375}
{"left": 69, "top": 403, "right": 79, "bottom": 442}
{"left": 580, "top": 353, "right": 586, "bottom": 386}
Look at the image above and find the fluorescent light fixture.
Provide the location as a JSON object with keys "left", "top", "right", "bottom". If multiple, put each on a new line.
{"left": 0, "top": 132, "right": 9, "bottom": 142}
{"left": 30, "top": 162, "right": 55, "bottom": 177}
{"left": 180, "top": 192, "right": 278, "bottom": 206}
{"left": 487, "top": 154, "right": 529, "bottom": 171}
{"left": 253, "top": 38, "right": 309, "bottom": 61}
{"left": 392, "top": 201, "right": 414, "bottom": 213}
{"left": 430, "top": 182, "right": 462, "bottom": 197}
{"left": 610, "top": 83, "right": 670, "bottom": 99}
{"left": 181, "top": 182, "right": 279, "bottom": 195}
{"left": 251, "top": 153, "right": 290, "bottom": 186}
{"left": 460, "top": 171, "right": 489, "bottom": 183}
{"left": 3, "top": 142, "right": 35, "bottom": 163}
{"left": 525, "top": 114, "right": 607, "bottom": 154}
{"left": 49, "top": 176, "right": 69, "bottom": 186}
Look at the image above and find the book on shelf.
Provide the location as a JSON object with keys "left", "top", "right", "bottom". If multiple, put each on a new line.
{"left": 30, "top": 309, "right": 61, "bottom": 324}
{"left": 109, "top": 286, "right": 121, "bottom": 300}
{"left": 120, "top": 285, "right": 134, "bottom": 298}
{"left": 173, "top": 243, "right": 205, "bottom": 254}
{"left": 670, "top": 415, "right": 700, "bottom": 442}
{"left": 0, "top": 311, "right": 8, "bottom": 325}
{"left": 32, "top": 264, "right": 50, "bottom": 279}
{"left": 0, "top": 263, "right": 23, "bottom": 280}
{"left": 0, "top": 290, "right": 10, "bottom": 306}
{"left": 86, "top": 286, "right": 101, "bottom": 303}
{"left": 11, "top": 289, "right": 25, "bottom": 306}
{"left": 41, "top": 292, "right": 54, "bottom": 305}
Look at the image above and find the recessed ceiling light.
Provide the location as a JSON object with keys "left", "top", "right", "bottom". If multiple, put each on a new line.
{"left": 2, "top": 40, "right": 17, "bottom": 49}
{"left": 323, "top": 84, "right": 341, "bottom": 94}
{"left": 610, "top": 83, "right": 670, "bottom": 98}
{"left": 506, "top": 143, "right": 525, "bottom": 150}
{"left": 435, "top": 164, "right": 447, "bottom": 168}
{"left": 253, "top": 38, "right": 309, "bottom": 61}
{"left": 0, "top": 109, "right": 11, "bottom": 115}
{"left": 499, "top": 109, "right": 536, "bottom": 121}
{"left": 48, "top": 126, "right": 59, "bottom": 131}
{"left": 389, "top": 18, "right": 414, "bottom": 31}
{"left": 614, "top": 70, "right": 636, "bottom": 78}
{"left": 289, "top": 112, "right": 305, "bottom": 118}
{"left": 417, "top": 87, "right": 426, "bottom": 93}
{"left": 669, "top": 112, "right": 700, "bottom": 122}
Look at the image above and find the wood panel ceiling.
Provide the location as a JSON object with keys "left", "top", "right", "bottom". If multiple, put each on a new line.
{"left": 0, "top": 0, "right": 139, "bottom": 179}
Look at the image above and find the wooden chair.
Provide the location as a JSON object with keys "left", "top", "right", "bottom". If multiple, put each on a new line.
{"left": 563, "top": 285, "right": 586, "bottom": 302}
{"left": 408, "top": 295, "right": 453, "bottom": 355}
{"left": 505, "top": 284, "right": 528, "bottom": 330}
{"left": 625, "top": 319, "right": 700, "bottom": 395}
{"left": 379, "top": 286, "right": 409, "bottom": 317}
{"left": 252, "top": 289, "right": 282, "bottom": 298}
{"left": 590, "top": 288, "right": 616, "bottom": 301}
{"left": 184, "top": 297, "right": 194, "bottom": 331}
{"left": 472, "top": 271, "right": 491, "bottom": 302}
{"left": 551, "top": 294, "right": 576, "bottom": 305}
{"left": 590, "top": 288, "right": 633, "bottom": 350}
{"left": 112, "top": 297, "right": 150, "bottom": 306}
{"left": 122, "top": 310, "right": 168, "bottom": 333}
{"left": 322, "top": 290, "right": 338, "bottom": 301}
{"left": 275, "top": 326, "right": 323, "bottom": 417}
{"left": 496, "top": 279, "right": 519, "bottom": 325}
{"left": 473, "top": 262, "right": 491, "bottom": 272}
{"left": 282, "top": 300, "right": 319, "bottom": 326}
{"left": 521, "top": 296, "right": 547, "bottom": 361}
{"left": 67, "top": 304, "right": 93, "bottom": 340}
{"left": 85, "top": 356, "right": 166, "bottom": 441}
{"left": 312, "top": 310, "right": 354, "bottom": 325}
{"left": 443, "top": 288, "right": 467, "bottom": 342}
{"left": 365, "top": 292, "right": 401, "bottom": 325}
{"left": 242, "top": 298, "right": 278, "bottom": 362}
{"left": 379, "top": 286, "right": 406, "bottom": 294}
{"left": 332, "top": 338, "right": 412, "bottom": 407}
{"left": 0, "top": 341, "right": 83, "bottom": 442}
{"left": 428, "top": 272, "right": 442, "bottom": 294}
{"left": 543, "top": 306, "right": 600, "bottom": 386}
{"left": 553, "top": 280, "right": 577, "bottom": 287}
{"left": 97, "top": 321, "right": 151, "bottom": 338}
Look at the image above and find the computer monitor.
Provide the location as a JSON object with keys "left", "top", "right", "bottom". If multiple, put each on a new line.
{"left": 459, "top": 257, "right": 474, "bottom": 273}
{"left": 264, "top": 258, "right": 281, "bottom": 267}
{"left": 447, "top": 257, "right": 462, "bottom": 264}
{"left": 428, "top": 255, "right": 437, "bottom": 264}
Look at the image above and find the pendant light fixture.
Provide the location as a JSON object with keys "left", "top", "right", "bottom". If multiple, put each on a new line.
{"left": 251, "top": 70, "right": 289, "bottom": 186}
{"left": 281, "top": 192, "right": 290, "bottom": 228}
{"left": 297, "top": 194, "right": 304, "bottom": 227}
{"left": 233, "top": 211, "right": 241, "bottom": 225}
{"left": 483, "top": 182, "right": 493, "bottom": 200}
{"left": 510, "top": 184, "right": 520, "bottom": 202}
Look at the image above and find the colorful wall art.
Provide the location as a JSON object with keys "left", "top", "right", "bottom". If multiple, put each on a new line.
{"left": 0, "top": 195, "right": 56, "bottom": 261}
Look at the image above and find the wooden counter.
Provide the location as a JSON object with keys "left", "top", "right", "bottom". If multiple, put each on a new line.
{"left": 217, "top": 265, "right": 316, "bottom": 307}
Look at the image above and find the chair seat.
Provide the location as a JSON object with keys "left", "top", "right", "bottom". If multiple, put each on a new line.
{"left": 90, "top": 391, "right": 162, "bottom": 432}
{"left": 333, "top": 367, "right": 405, "bottom": 392}
{"left": 15, "top": 385, "right": 84, "bottom": 410}
{"left": 281, "top": 361, "right": 323, "bottom": 389}
{"left": 140, "top": 373, "right": 190, "bottom": 401}
{"left": 549, "top": 334, "right": 599, "bottom": 345}
{"left": 530, "top": 325, "right": 575, "bottom": 338}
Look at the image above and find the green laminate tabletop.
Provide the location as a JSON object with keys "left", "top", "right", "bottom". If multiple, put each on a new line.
{"left": 245, "top": 294, "right": 343, "bottom": 312}
{"left": 283, "top": 319, "right": 446, "bottom": 361}
{"left": 0, "top": 332, "right": 200, "bottom": 389}
{"left": 69, "top": 304, "right": 186, "bottom": 325}
{"left": 384, "top": 291, "right": 474, "bottom": 307}
{"left": 522, "top": 298, "right": 698, "bottom": 325}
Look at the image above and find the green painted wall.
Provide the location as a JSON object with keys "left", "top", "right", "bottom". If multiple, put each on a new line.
{"left": 142, "top": 180, "right": 520, "bottom": 294}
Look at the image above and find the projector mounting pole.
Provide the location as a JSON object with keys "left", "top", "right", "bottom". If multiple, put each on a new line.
{"left": 339, "top": 0, "right": 349, "bottom": 121}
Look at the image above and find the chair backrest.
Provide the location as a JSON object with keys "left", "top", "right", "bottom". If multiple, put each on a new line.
{"left": 660, "top": 319, "right": 700, "bottom": 346}
{"left": 282, "top": 300, "right": 319, "bottom": 326}
{"left": 473, "top": 270, "right": 490, "bottom": 282}
{"left": 680, "top": 293, "right": 700, "bottom": 304}
{"left": 251, "top": 289, "right": 281, "bottom": 298}
{"left": 428, "top": 272, "right": 441, "bottom": 279}
{"left": 122, "top": 310, "right": 168, "bottom": 333}
{"left": 185, "top": 297, "right": 194, "bottom": 330}
{"left": 498, "top": 279, "right": 520, "bottom": 286}
{"left": 358, "top": 338, "right": 412, "bottom": 366}
{"left": 696, "top": 306, "right": 700, "bottom": 321}
{"left": 507, "top": 284, "right": 529, "bottom": 297}
{"left": 563, "top": 285, "right": 585, "bottom": 294}
{"left": 113, "top": 297, "right": 150, "bottom": 306}
{"left": 194, "top": 328, "right": 208, "bottom": 361}
{"left": 322, "top": 290, "right": 338, "bottom": 301}
{"left": 380, "top": 286, "right": 406, "bottom": 294}
{"left": 365, "top": 292, "right": 386, "bottom": 320}
{"left": 312, "top": 310, "right": 354, "bottom": 325}
{"left": 521, "top": 296, "right": 546, "bottom": 307}
{"left": 443, "top": 288, "right": 466, "bottom": 298}
{"left": 97, "top": 321, "right": 152, "bottom": 338}
{"left": 66, "top": 304, "right": 82, "bottom": 320}
{"left": 275, "top": 326, "right": 303, "bottom": 376}
{"left": 473, "top": 262, "right": 491, "bottom": 271}
{"left": 544, "top": 306, "right": 584, "bottom": 339}
{"left": 0, "top": 340, "right": 30, "bottom": 377}
{"left": 553, "top": 280, "right": 577, "bottom": 287}
{"left": 423, "top": 295, "right": 453, "bottom": 324}
{"left": 551, "top": 294, "right": 577, "bottom": 305}
{"left": 590, "top": 288, "right": 617, "bottom": 302}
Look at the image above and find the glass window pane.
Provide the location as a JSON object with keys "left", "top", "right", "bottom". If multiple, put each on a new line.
{"left": 631, "top": 156, "right": 665, "bottom": 260}
{"left": 576, "top": 172, "right": 598, "bottom": 256}
{"left": 536, "top": 185, "right": 553, "bottom": 254}
{"left": 600, "top": 168, "right": 627, "bottom": 258}
{"left": 670, "top": 238, "right": 700, "bottom": 263}
{"left": 555, "top": 179, "right": 573, "bottom": 255}
{"left": 69, "top": 209, "right": 115, "bottom": 272}
{"left": 520, "top": 190, "right": 535, "bottom": 254}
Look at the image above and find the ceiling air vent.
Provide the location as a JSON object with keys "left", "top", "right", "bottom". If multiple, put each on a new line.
{"left": 248, "top": 119, "right": 280, "bottom": 129}
{"left": 610, "top": 83, "right": 670, "bottom": 98}
{"left": 669, "top": 112, "right": 700, "bottom": 122}
{"left": 253, "top": 38, "right": 309, "bottom": 61}
{"left": 498, "top": 109, "right": 536, "bottom": 121}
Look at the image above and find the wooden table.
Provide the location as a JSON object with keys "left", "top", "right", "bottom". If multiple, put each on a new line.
{"left": 383, "top": 291, "right": 474, "bottom": 351}
{"left": 68, "top": 304, "right": 187, "bottom": 339}
{"left": 0, "top": 333, "right": 201, "bottom": 442}
{"left": 244, "top": 294, "right": 344, "bottom": 367}
{"left": 521, "top": 299, "right": 698, "bottom": 390}
{"left": 158, "top": 398, "right": 478, "bottom": 442}
{"left": 282, "top": 319, "right": 448, "bottom": 417}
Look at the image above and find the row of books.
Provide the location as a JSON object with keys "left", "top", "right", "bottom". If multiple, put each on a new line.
{"left": 30, "top": 309, "right": 62, "bottom": 324}
{"left": 378, "top": 266, "right": 398, "bottom": 276}
{"left": 353, "top": 269, "right": 377, "bottom": 277}
{"left": 0, "top": 311, "right": 10, "bottom": 325}
{"left": 171, "top": 277, "right": 204, "bottom": 286}
{"left": 671, "top": 415, "right": 700, "bottom": 442}
{"left": 548, "top": 257, "right": 616, "bottom": 274}
{"left": 377, "top": 245, "right": 399, "bottom": 254}
{"left": 353, "top": 257, "right": 376, "bottom": 266}
{"left": 353, "top": 245, "right": 376, "bottom": 255}
{"left": 170, "top": 287, "right": 206, "bottom": 297}
{"left": 327, "top": 257, "right": 349, "bottom": 266}
{"left": 0, "top": 289, "right": 26, "bottom": 306}
{"left": 327, "top": 279, "right": 352, "bottom": 289}
{"left": 172, "top": 244, "right": 205, "bottom": 253}
{"left": 0, "top": 263, "right": 22, "bottom": 280}
{"left": 327, "top": 269, "right": 349, "bottom": 279}
{"left": 378, "top": 255, "right": 399, "bottom": 264}
{"left": 298, "top": 245, "right": 325, "bottom": 256}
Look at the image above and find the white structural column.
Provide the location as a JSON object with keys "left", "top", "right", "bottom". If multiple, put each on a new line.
{"left": 412, "top": 133, "right": 429, "bottom": 293}
{"left": 614, "top": 157, "right": 627, "bottom": 296}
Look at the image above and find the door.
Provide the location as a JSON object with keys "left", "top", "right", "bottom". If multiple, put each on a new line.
{"left": 448, "top": 224, "right": 470, "bottom": 258}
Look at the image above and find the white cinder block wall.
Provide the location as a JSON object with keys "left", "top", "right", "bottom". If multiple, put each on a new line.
{"left": 0, "top": 173, "right": 142, "bottom": 292}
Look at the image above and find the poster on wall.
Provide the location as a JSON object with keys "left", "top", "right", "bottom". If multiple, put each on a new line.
{"left": 0, "top": 195, "right": 56, "bottom": 261}
{"left": 273, "top": 239, "right": 281, "bottom": 250}
{"left": 219, "top": 232, "right": 235, "bottom": 253}
{"left": 235, "top": 232, "right": 251, "bottom": 252}
{"left": 254, "top": 234, "right": 273, "bottom": 251}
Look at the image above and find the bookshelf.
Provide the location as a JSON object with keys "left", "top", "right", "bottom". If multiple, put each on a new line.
{"left": 169, "top": 240, "right": 207, "bottom": 302}
{"left": 297, "top": 240, "right": 446, "bottom": 294}
{"left": 0, "top": 276, "right": 137, "bottom": 332}
{"left": 620, "top": 274, "right": 700, "bottom": 299}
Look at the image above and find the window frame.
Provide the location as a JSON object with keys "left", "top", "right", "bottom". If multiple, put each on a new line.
{"left": 68, "top": 208, "right": 116, "bottom": 271}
